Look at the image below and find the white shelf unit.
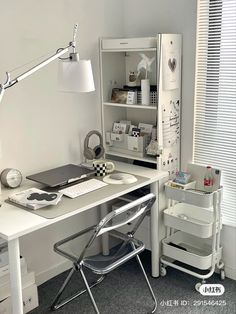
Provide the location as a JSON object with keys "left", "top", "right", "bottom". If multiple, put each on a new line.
{"left": 99, "top": 35, "right": 182, "bottom": 174}
{"left": 160, "top": 183, "right": 225, "bottom": 290}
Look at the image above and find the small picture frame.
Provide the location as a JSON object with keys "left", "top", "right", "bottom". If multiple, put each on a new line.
{"left": 111, "top": 88, "right": 128, "bottom": 104}
{"left": 113, "top": 122, "right": 128, "bottom": 134}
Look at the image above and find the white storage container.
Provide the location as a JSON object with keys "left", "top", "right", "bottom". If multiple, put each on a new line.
{"left": 107, "top": 133, "right": 147, "bottom": 158}
{"left": 165, "top": 183, "right": 218, "bottom": 207}
{"left": 110, "top": 132, "right": 124, "bottom": 142}
{"left": 164, "top": 203, "right": 217, "bottom": 238}
{"left": 162, "top": 231, "right": 222, "bottom": 270}
{"left": 0, "top": 257, "right": 27, "bottom": 278}
{"left": 0, "top": 284, "right": 38, "bottom": 314}
{"left": 0, "top": 271, "right": 35, "bottom": 301}
{"left": 127, "top": 135, "right": 145, "bottom": 152}
{"left": 102, "top": 37, "right": 156, "bottom": 50}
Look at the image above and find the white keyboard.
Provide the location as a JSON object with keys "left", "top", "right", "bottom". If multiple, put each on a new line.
{"left": 59, "top": 179, "right": 108, "bottom": 199}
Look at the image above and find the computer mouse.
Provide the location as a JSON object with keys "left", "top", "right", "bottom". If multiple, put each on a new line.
{"left": 110, "top": 173, "right": 124, "bottom": 181}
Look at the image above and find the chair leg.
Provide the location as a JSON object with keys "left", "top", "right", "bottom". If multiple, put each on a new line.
{"left": 51, "top": 267, "right": 75, "bottom": 310}
{"left": 79, "top": 266, "right": 100, "bottom": 314}
{"left": 51, "top": 265, "right": 104, "bottom": 311}
{"left": 136, "top": 254, "right": 158, "bottom": 314}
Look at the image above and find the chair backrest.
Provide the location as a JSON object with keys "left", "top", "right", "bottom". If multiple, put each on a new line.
{"left": 97, "top": 193, "right": 156, "bottom": 236}
{"left": 78, "top": 193, "right": 156, "bottom": 262}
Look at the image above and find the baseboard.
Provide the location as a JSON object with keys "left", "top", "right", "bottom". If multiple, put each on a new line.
{"left": 225, "top": 265, "right": 236, "bottom": 281}
{"left": 35, "top": 260, "right": 72, "bottom": 286}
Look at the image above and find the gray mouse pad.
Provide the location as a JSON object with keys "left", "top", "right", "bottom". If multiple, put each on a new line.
{"left": 7, "top": 173, "right": 150, "bottom": 219}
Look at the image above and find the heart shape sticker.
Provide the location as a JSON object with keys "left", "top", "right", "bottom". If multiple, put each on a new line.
{"left": 168, "top": 58, "right": 177, "bottom": 72}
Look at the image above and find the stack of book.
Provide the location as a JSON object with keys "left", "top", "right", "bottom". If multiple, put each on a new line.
{"left": 0, "top": 241, "right": 39, "bottom": 313}
{"left": 8, "top": 188, "right": 63, "bottom": 210}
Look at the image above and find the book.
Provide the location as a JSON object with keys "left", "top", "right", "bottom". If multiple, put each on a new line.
{"left": 8, "top": 188, "right": 63, "bottom": 210}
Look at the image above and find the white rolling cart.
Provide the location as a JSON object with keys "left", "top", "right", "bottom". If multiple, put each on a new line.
{"left": 160, "top": 179, "right": 225, "bottom": 291}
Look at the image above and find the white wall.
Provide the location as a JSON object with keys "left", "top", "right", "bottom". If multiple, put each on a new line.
{"left": 0, "top": 0, "right": 124, "bottom": 283}
{"left": 123, "top": 0, "right": 197, "bottom": 168}
{"left": 221, "top": 226, "right": 236, "bottom": 280}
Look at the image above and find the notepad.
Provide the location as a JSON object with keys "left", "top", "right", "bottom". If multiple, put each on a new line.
{"left": 8, "top": 188, "right": 63, "bottom": 210}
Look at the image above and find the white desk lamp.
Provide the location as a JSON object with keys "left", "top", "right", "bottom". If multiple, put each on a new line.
{"left": 0, "top": 23, "right": 95, "bottom": 103}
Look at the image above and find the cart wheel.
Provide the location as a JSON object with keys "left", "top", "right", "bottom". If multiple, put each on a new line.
{"left": 160, "top": 267, "right": 167, "bottom": 277}
{"left": 220, "top": 269, "right": 225, "bottom": 280}
{"left": 195, "top": 282, "right": 202, "bottom": 292}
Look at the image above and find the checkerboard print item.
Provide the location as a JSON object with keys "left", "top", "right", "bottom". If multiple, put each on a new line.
{"left": 132, "top": 130, "right": 140, "bottom": 137}
{"left": 94, "top": 163, "right": 107, "bottom": 176}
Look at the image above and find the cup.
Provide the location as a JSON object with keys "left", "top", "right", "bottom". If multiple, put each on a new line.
{"left": 93, "top": 159, "right": 115, "bottom": 177}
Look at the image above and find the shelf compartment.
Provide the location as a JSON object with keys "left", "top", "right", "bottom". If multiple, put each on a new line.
{"left": 164, "top": 203, "right": 216, "bottom": 238}
{"left": 162, "top": 231, "right": 222, "bottom": 270}
{"left": 106, "top": 150, "right": 157, "bottom": 164}
{"left": 165, "top": 182, "right": 221, "bottom": 207}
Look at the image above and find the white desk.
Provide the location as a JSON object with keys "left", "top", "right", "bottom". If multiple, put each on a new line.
{"left": 0, "top": 162, "right": 167, "bottom": 314}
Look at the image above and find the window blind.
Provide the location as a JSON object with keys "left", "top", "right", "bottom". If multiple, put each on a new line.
{"left": 193, "top": 0, "right": 236, "bottom": 226}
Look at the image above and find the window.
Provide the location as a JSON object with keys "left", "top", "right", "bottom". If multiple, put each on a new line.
{"left": 193, "top": 0, "right": 236, "bottom": 226}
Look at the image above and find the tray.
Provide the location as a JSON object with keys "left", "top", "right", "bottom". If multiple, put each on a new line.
{"left": 165, "top": 183, "right": 223, "bottom": 207}
{"left": 162, "top": 231, "right": 222, "bottom": 270}
{"left": 164, "top": 203, "right": 217, "bottom": 238}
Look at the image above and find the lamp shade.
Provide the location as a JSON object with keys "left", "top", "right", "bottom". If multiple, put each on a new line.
{"left": 58, "top": 59, "right": 95, "bottom": 93}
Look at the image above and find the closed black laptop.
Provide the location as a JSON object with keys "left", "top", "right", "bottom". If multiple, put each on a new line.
{"left": 26, "top": 164, "right": 95, "bottom": 187}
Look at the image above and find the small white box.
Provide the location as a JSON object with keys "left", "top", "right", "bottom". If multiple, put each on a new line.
{"left": 0, "top": 271, "right": 35, "bottom": 301}
{"left": 127, "top": 135, "right": 147, "bottom": 153}
{"left": 0, "top": 284, "right": 38, "bottom": 314}
{"left": 110, "top": 133, "right": 124, "bottom": 142}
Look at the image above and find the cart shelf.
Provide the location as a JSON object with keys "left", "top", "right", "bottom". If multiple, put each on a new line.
{"left": 165, "top": 182, "right": 223, "bottom": 208}
{"left": 163, "top": 203, "right": 221, "bottom": 238}
{"left": 162, "top": 231, "right": 223, "bottom": 270}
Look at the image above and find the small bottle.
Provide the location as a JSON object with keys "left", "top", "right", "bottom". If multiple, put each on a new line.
{"left": 204, "top": 166, "right": 214, "bottom": 193}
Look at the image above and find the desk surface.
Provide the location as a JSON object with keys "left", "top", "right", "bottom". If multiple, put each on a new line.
{"left": 0, "top": 162, "right": 167, "bottom": 241}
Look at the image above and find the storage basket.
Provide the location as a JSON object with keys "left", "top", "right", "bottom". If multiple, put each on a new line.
{"left": 164, "top": 203, "right": 216, "bottom": 238}
{"left": 162, "top": 231, "right": 222, "bottom": 270}
{"left": 137, "top": 91, "right": 157, "bottom": 105}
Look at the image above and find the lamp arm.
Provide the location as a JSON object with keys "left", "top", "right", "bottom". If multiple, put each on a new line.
{"left": 2, "top": 44, "right": 72, "bottom": 91}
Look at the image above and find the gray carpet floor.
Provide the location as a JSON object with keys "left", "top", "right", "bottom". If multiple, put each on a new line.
{"left": 29, "top": 251, "right": 236, "bottom": 314}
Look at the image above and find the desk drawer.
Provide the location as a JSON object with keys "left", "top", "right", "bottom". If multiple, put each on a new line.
{"left": 102, "top": 37, "right": 156, "bottom": 50}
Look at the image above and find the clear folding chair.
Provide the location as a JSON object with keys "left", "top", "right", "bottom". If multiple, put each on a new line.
{"left": 51, "top": 193, "right": 157, "bottom": 313}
